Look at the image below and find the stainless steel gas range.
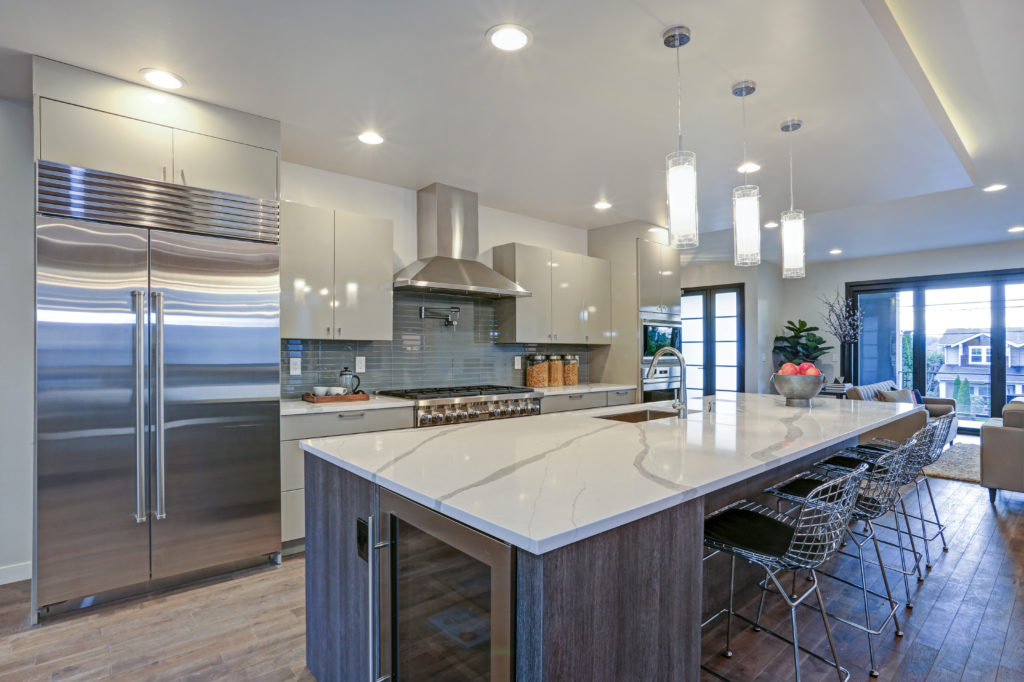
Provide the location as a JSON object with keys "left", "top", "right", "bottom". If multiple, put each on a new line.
{"left": 377, "top": 385, "right": 541, "bottom": 427}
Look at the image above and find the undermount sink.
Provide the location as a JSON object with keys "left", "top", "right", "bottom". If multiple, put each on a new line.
{"left": 598, "top": 409, "right": 680, "bottom": 423}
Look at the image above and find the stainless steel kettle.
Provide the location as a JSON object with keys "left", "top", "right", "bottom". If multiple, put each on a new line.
{"left": 339, "top": 367, "right": 362, "bottom": 394}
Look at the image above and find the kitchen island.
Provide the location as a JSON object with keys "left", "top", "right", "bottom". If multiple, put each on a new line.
{"left": 301, "top": 394, "right": 919, "bottom": 681}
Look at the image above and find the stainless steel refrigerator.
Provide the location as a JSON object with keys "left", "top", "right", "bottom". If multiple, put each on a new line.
{"left": 33, "top": 161, "right": 282, "bottom": 617}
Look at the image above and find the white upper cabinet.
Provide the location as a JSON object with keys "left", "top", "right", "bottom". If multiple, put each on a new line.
{"left": 638, "top": 239, "right": 681, "bottom": 315}
{"left": 38, "top": 100, "right": 278, "bottom": 199}
{"left": 279, "top": 202, "right": 393, "bottom": 341}
{"left": 494, "top": 243, "right": 610, "bottom": 345}
{"left": 39, "top": 99, "right": 173, "bottom": 181}
{"left": 333, "top": 210, "right": 393, "bottom": 341}
{"left": 172, "top": 129, "right": 278, "bottom": 199}
{"left": 582, "top": 256, "right": 611, "bottom": 344}
{"left": 280, "top": 202, "right": 335, "bottom": 340}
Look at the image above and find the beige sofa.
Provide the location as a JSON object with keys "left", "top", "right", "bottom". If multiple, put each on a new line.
{"left": 846, "top": 380, "right": 957, "bottom": 445}
{"left": 981, "top": 400, "right": 1024, "bottom": 502}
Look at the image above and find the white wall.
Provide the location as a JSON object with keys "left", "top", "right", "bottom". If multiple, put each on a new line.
{"left": 0, "top": 97, "right": 34, "bottom": 584}
{"left": 779, "top": 241, "right": 1024, "bottom": 379}
{"left": 280, "top": 162, "right": 588, "bottom": 271}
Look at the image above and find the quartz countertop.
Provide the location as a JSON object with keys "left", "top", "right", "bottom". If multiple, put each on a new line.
{"left": 281, "top": 395, "right": 415, "bottom": 416}
{"left": 531, "top": 383, "right": 636, "bottom": 396}
{"left": 300, "top": 394, "right": 919, "bottom": 554}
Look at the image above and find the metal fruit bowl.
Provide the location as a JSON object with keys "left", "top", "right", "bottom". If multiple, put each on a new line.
{"left": 771, "top": 373, "right": 825, "bottom": 407}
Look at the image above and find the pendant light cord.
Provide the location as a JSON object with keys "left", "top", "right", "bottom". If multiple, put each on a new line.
{"left": 789, "top": 135, "right": 795, "bottom": 211}
{"left": 741, "top": 93, "right": 749, "bottom": 184}
{"left": 676, "top": 45, "right": 683, "bottom": 153}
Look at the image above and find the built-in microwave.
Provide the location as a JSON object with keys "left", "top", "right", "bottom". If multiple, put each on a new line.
{"left": 640, "top": 312, "right": 682, "bottom": 403}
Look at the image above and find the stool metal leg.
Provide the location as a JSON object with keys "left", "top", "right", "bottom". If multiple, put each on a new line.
{"left": 892, "top": 503, "right": 913, "bottom": 607}
{"left": 855, "top": 533, "right": 879, "bottom": 677}
{"left": 923, "top": 476, "right": 949, "bottom": 551}
{"left": 753, "top": 568, "right": 769, "bottom": 632}
{"left": 899, "top": 497, "right": 924, "bottom": 582}
{"left": 915, "top": 479, "right": 932, "bottom": 569}
{"left": 790, "top": 597, "right": 802, "bottom": 682}
{"left": 812, "top": 572, "right": 846, "bottom": 682}
{"left": 870, "top": 521, "right": 903, "bottom": 638}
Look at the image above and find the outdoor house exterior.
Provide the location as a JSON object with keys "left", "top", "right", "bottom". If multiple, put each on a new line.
{"left": 932, "top": 328, "right": 1024, "bottom": 415}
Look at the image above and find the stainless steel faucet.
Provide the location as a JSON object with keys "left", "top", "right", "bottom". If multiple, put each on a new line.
{"left": 646, "top": 346, "right": 688, "bottom": 416}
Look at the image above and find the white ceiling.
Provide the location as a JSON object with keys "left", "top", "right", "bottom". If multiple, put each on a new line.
{"left": 0, "top": 0, "right": 1020, "bottom": 262}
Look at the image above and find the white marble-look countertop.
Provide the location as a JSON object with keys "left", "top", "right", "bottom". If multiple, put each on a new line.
{"left": 301, "top": 394, "right": 919, "bottom": 554}
{"left": 281, "top": 395, "right": 414, "bottom": 416}
{"left": 532, "top": 383, "right": 636, "bottom": 396}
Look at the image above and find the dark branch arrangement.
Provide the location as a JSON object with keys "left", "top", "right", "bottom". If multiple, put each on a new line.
{"left": 820, "top": 292, "right": 864, "bottom": 344}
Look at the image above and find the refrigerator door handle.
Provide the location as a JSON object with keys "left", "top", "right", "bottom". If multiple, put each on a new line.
{"left": 132, "top": 290, "right": 147, "bottom": 523}
{"left": 152, "top": 291, "right": 167, "bottom": 520}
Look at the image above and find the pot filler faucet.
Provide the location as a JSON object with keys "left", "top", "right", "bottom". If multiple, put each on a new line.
{"left": 646, "top": 346, "right": 688, "bottom": 416}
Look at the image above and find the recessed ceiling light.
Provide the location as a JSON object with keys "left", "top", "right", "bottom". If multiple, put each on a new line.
{"left": 1009, "top": 226, "right": 1024, "bottom": 233}
{"left": 486, "top": 24, "right": 532, "bottom": 51}
{"left": 737, "top": 161, "right": 760, "bottom": 174}
{"left": 140, "top": 68, "right": 184, "bottom": 90}
{"left": 983, "top": 183, "right": 1007, "bottom": 192}
{"left": 764, "top": 221, "right": 779, "bottom": 229}
{"left": 829, "top": 248, "right": 843, "bottom": 255}
{"left": 594, "top": 200, "right": 612, "bottom": 210}
{"left": 358, "top": 131, "right": 384, "bottom": 145}
{"left": 648, "top": 226, "right": 667, "bottom": 233}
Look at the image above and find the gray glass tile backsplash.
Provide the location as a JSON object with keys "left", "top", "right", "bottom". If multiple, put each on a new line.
{"left": 280, "top": 292, "right": 590, "bottom": 398}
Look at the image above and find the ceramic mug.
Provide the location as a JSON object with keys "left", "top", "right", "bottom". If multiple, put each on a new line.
{"left": 312, "top": 386, "right": 329, "bottom": 396}
{"left": 328, "top": 387, "right": 349, "bottom": 396}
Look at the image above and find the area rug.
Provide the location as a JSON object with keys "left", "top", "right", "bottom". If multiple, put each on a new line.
{"left": 923, "top": 442, "right": 981, "bottom": 483}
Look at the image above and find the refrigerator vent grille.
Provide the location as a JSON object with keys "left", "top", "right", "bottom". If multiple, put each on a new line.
{"left": 36, "top": 160, "right": 280, "bottom": 243}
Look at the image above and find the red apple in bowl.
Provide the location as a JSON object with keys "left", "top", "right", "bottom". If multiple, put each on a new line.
{"left": 803, "top": 366, "right": 821, "bottom": 376}
{"left": 797, "top": 362, "right": 816, "bottom": 374}
{"left": 778, "top": 363, "right": 799, "bottom": 375}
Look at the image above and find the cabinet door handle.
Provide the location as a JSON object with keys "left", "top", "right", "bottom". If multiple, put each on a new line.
{"left": 180, "top": 169, "right": 187, "bottom": 185}
{"left": 337, "top": 327, "right": 342, "bottom": 336}
{"left": 553, "top": 333, "right": 558, "bottom": 340}
{"left": 162, "top": 166, "right": 167, "bottom": 182}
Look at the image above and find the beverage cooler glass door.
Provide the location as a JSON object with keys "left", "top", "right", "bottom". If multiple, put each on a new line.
{"left": 378, "top": 489, "right": 513, "bottom": 682}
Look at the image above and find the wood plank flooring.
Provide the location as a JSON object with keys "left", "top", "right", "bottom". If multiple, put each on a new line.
{"left": 0, "top": 476, "right": 1019, "bottom": 681}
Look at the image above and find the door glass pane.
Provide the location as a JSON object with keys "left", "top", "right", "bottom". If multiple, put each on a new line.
{"left": 681, "top": 342, "right": 703, "bottom": 365}
{"left": 715, "top": 367, "right": 737, "bottom": 391}
{"left": 715, "top": 342, "right": 737, "bottom": 367}
{"left": 680, "top": 319, "right": 703, "bottom": 342}
{"left": 681, "top": 294, "right": 703, "bottom": 318}
{"left": 856, "top": 290, "right": 914, "bottom": 387}
{"left": 396, "top": 518, "right": 493, "bottom": 681}
{"left": 714, "top": 291, "right": 737, "bottom": 317}
{"left": 925, "top": 286, "right": 991, "bottom": 429}
{"left": 714, "top": 317, "right": 737, "bottom": 342}
{"left": 680, "top": 294, "right": 704, "bottom": 397}
{"left": 1005, "top": 283, "right": 1024, "bottom": 405}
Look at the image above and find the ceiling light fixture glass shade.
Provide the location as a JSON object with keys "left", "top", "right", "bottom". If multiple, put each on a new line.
{"left": 667, "top": 150, "right": 698, "bottom": 248}
{"left": 486, "top": 24, "right": 532, "bottom": 51}
{"left": 733, "top": 184, "right": 761, "bottom": 266}
{"left": 140, "top": 68, "right": 184, "bottom": 89}
{"left": 663, "top": 26, "right": 698, "bottom": 250}
{"left": 781, "top": 209, "right": 805, "bottom": 278}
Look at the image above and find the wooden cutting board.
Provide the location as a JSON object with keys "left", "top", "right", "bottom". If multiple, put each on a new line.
{"left": 301, "top": 393, "right": 370, "bottom": 403}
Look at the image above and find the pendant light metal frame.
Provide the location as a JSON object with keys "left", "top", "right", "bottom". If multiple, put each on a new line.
{"left": 781, "top": 118, "right": 806, "bottom": 279}
{"left": 664, "top": 26, "right": 698, "bottom": 250}
{"left": 732, "top": 80, "right": 761, "bottom": 266}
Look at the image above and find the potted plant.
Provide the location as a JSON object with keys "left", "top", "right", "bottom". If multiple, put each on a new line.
{"left": 772, "top": 320, "right": 833, "bottom": 405}
{"left": 773, "top": 319, "right": 833, "bottom": 367}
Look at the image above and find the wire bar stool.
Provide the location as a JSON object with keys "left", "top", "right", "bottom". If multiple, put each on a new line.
{"left": 763, "top": 438, "right": 914, "bottom": 677}
{"left": 702, "top": 464, "right": 866, "bottom": 682}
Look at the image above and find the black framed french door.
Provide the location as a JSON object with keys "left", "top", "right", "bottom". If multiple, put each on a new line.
{"left": 680, "top": 284, "right": 745, "bottom": 402}
{"left": 847, "top": 268, "right": 1024, "bottom": 431}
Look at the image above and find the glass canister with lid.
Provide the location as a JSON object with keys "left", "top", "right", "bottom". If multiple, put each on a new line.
{"left": 547, "top": 355, "right": 564, "bottom": 387}
{"left": 525, "top": 354, "right": 549, "bottom": 387}
{"left": 563, "top": 354, "right": 580, "bottom": 385}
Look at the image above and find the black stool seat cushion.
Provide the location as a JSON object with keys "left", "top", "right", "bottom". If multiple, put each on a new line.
{"left": 773, "top": 476, "right": 822, "bottom": 499}
{"left": 704, "top": 508, "right": 795, "bottom": 559}
{"left": 819, "top": 454, "right": 869, "bottom": 471}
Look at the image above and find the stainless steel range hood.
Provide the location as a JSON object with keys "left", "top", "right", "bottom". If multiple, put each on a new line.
{"left": 394, "top": 183, "right": 531, "bottom": 298}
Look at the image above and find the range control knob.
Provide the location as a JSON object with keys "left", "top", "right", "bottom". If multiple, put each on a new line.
{"left": 445, "top": 411, "right": 458, "bottom": 423}
{"left": 511, "top": 405, "right": 522, "bottom": 415}
{"left": 531, "top": 402, "right": 541, "bottom": 414}
{"left": 431, "top": 413, "right": 445, "bottom": 424}
{"left": 468, "top": 409, "right": 481, "bottom": 418}
{"left": 419, "top": 412, "right": 432, "bottom": 425}
{"left": 458, "top": 410, "right": 469, "bottom": 421}
{"left": 489, "top": 405, "right": 501, "bottom": 417}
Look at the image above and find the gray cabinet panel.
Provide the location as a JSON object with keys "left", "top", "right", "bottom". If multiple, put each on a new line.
{"left": 280, "top": 202, "right": 336, "bottom": 339}
{"left": 494, "top": 243, "right": 552, "bottom": 344}
{"left": 550, "top": 250, "right": 585, "bottom": 343}
{"left": 606, "top": 389, "right": 636, "bottom": 406}
{"left": 172, "top": 129, "right": 278, "bottom": 199}
{"left": 39, "top": 99, "right": 173, "bottom": 181}
{"left": 281, "top": 440, "right": 305, "bottom": 491}
{"left": 540, "top": 392, "right": 607, "bottom": 414}
{"left": 281, "top": 408, "right": 414, "bottom": 441}
{"left": 582, "top": 256, "right": 611, "bottom": 344}
{"left": 334, "top": 210, "right": 393, "bottom": 341}
{"left": 638, "top": 239, "right": 681, "bottom": 314}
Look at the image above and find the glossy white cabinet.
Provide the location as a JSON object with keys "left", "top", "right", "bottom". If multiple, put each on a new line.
{"left": 280, "top": 202, "right": 336, "bottom": 339}
{"left": 172, "top": 129, "right": 278, "bottom": 199}
{"left": 39, "top": 98, "right": 173, "bottom": 181}
{"left": 494, "top": 243, "right": 610, "bottom": 345}
{"left": 637, "top": 239, "right": 681, "bottom": 315}
{"left": 38, "top": 99, "right": 278, "bottom": 198}
{"left": 334, "top": 210, "right": 393, "bottom": 341}
{"left": 280, "top": 201, "right": 393, "bottom": 341}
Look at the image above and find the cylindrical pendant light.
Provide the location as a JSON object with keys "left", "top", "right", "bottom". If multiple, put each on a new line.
{"left": 664, "top": 26, "right": 698, "bottom": 249}
{"left": 780, "top": 118, "right": 805, "bottom": 278}
{"left": 732, "top": 81, "right": 760, "bottom": 266}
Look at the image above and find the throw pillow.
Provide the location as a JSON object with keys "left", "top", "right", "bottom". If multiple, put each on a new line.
{"left": 912, "top": 389, "right": 924, "bottom": 405}
{"left": 878, "top": 388, "right": 914, "bottom": 404}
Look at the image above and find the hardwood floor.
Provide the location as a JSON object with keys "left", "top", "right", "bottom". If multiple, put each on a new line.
{"left": 0, "top": 476, "right": 1019, "bottom": 681}
{"left": 700, "top": 477, "right": 1024, "bottom": 681}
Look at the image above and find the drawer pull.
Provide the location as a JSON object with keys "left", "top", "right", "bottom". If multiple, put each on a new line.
{"left": 568, "top": 394, "right": 584, "bottom": 400}
{"left": 339, "top": 412, "right": 366, "bottom": 419}
{"left": 614, "top": 390, "right": 630, "bottom": 396}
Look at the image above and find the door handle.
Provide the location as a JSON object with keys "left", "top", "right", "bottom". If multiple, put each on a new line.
{"left": 152, "top": 291, "right": 167, "bottom": 520}
{"left": 131, "top": 290, "right": 147, "bottom": 523}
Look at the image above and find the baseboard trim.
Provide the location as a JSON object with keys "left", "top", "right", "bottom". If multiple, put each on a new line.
{"left": 0, "top": 560, "right": 31, "bottom": 585}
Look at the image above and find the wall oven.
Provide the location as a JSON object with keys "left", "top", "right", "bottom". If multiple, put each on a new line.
{"left": 640, "top": 312, "right": 682, "bottom": 403}
{"left": 370, "top": 488, "right": 513, "bottom": 681}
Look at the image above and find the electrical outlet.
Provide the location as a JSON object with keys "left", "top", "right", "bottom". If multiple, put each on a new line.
{"left": 514, "top": 355, "right": 522, "bottom": 370}
{"left": 289, "top": 357, "right": 301, "bottom": 376}
{"left": 355, "top": 356, "right": 366, "bottom": 373}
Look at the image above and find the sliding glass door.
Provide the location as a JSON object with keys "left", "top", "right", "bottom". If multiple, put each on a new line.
{"left": 680, "top": 284, "right": 744, "bottom": 402}
{"left": 850, "top": 269, "right": 1024, "bottom": 432}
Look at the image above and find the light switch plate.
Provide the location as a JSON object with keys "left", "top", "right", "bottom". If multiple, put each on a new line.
{"left": 355, "top": 356, "right": 366, "bottom": 373}
{"left": 514, "top": 355, "right": 522, "bottom": 370}
{"left": 289, "top": 357, "right": 301, "bottom": 376}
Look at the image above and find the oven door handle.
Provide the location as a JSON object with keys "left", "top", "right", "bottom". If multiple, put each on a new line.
{"left": 367, "top": 514, "right": 392, "bottom": 682}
